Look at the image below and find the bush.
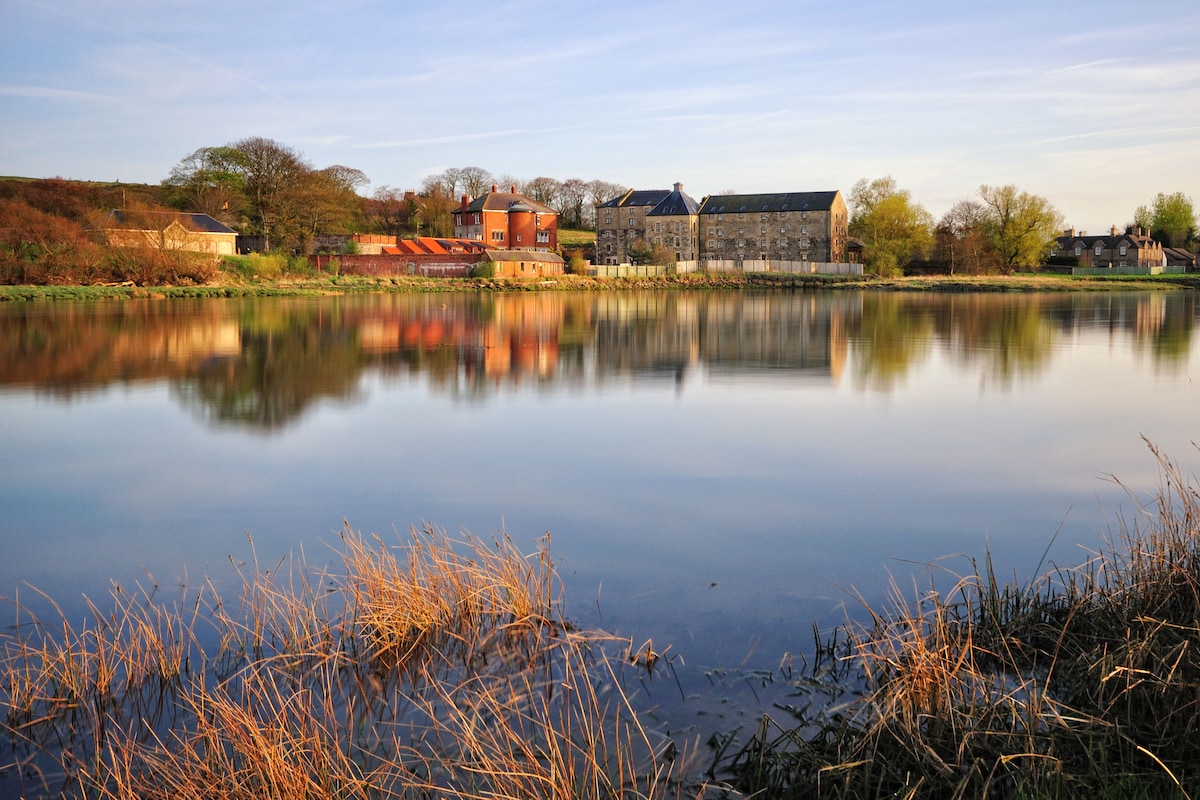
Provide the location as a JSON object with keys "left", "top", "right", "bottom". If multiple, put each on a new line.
{"left": 470, "top": 260, "right": 496, "bottom": 278}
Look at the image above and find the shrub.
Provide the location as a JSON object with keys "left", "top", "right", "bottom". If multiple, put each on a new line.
{"left": 471, "top": 260, "right": 496, "bottom": 278}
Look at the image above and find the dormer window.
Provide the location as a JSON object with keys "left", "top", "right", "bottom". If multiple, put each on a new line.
{"left": 1119, "top": 244, "right": 1128, "bottom": 256}
{"left": 1095, "top": 244, "right": 1103, "bottom": 256}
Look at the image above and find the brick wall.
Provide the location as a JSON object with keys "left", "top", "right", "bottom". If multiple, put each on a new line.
{"left": 312, "top": 253, "right": 483, "bottom": 278}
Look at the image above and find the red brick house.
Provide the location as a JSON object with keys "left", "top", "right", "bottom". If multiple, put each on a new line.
{"left": 453, "top": 184, "right": 558, "bottom": 252}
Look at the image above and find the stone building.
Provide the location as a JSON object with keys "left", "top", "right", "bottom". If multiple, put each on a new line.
{"left": 453, "top": 184, "right": 558, "bottom": 252}
{"left": 595, "top": 183, "right": 700, "bottom": 265}
{"left": 697, "top": 190, "right": 849, "bottom": 267}
{"left": 1051, "top": 226, "right": 1165, "bottom": 270}
{"left": 103, "top": 210, "right": 237, "bottom": 255}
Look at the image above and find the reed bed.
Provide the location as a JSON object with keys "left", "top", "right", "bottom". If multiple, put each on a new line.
{"left": 724, "top": 440, "right": 1200, "bottom": 799}
{"left": 2, "top": 523, "right": 699, "bottom": 799}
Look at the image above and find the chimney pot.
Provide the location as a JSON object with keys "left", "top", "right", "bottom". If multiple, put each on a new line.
{"left": 491, "top": 183, "right": 498, "bottom": 193}
{"left": 510, "top": 184, "right": 517, "bottom": 194}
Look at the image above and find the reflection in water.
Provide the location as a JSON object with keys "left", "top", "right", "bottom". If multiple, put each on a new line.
{"left": 0, "top": 291, "right": 1196, "bottom": 428}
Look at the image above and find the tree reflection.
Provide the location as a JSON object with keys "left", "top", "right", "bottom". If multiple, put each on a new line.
{"left": 0, "top": 290, "right": 1195, "bottom": 429}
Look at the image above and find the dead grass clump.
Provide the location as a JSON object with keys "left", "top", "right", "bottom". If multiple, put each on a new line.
{"left": 724, "top": 440, "right": 1200, "bottom": 798}
{"left": 2, "top": 523, "right": 698, "bottom": 799}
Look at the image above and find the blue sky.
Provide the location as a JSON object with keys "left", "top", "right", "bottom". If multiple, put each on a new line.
{"left": 2, "top": 0, "right": 1197, "bottom": 232}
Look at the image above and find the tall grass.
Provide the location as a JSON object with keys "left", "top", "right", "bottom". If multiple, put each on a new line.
{"left": 2, "top": 524, "right": 698, "bottom": 799}
{"left": 724, "top": 439, "right": 1200, "bottom": 798}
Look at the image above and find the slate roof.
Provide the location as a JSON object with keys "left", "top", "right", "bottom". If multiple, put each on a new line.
{"left": 647, "top": 185, "right": 700, "bottom": 217}
{"left": 107, "top": 210, "right": 235, "bottom": 234}
{"left": 698, "top": 191, "right": 840, "bottom": 215}
{"left": 597, "top": 189, "right": 670, "bottom": 210}
{"left": 461, "top": 190, "right": 556, "bottom": 215}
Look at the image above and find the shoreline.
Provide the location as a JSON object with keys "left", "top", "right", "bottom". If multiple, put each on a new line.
{"left": 1, "top": 271, "right": 1198, "bottom": 301}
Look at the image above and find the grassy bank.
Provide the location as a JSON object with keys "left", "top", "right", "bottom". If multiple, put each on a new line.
{"left": 2, "top": 270, "right": 1198, "bottom": 302}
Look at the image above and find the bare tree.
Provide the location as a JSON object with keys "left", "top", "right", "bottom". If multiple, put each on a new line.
{"left": 231, "top": 137, "right": 311, "bottom": 250}
{"left": 458, "top": 166, "right": 495, "bottom": 200}
{"left": 557, "top": 178, "right": 589, "bottom": 229}
{"left": 522, "top": 176, "right": 561, "bottom": 207}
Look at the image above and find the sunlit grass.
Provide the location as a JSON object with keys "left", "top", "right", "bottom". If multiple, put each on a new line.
{"left": 2, "top": 524, "right": 700, "bottom": 799}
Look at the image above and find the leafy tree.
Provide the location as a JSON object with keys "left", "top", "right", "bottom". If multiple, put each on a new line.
{"left": 290, "top": 166, "right": 369, "bottom": 252}
{"left": 230, "top": 137, "right": 311, "bottom": 250}
{"left": 162, "top": 146, "right": 247, "bottom": 225}
{"left": 417, "top": 175, "right": 456, "bottom": 237}
{"left": 848, "top": 176, "right": 934, "bottom": 276}
{"left": 934, "top": 200, "right": 1002, "bottom": 274}
{"left": 1132, "top": 192, "right": 1197, "bottom": 248}
{"left": 978, "top": 185, "right": 1063, "bottom": 270}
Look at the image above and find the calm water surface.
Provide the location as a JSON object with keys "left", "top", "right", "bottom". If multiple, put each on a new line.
{"left": 2, "top": 290, "right": 1198, "bottom": 673}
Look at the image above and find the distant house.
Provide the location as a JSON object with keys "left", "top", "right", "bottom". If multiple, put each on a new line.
{"left": 453, "top": 184, "right": 558, "bottom": 252}
{"left": 483, "top": 249, "right": 565, "bottom": 278}
{"left": 697, "top": 190, "right": 849, "bottom": 267}
{"left": 1164, "top": 247, "right": 1197, "bottom": 271}
{"left": 1051, "top": 226, "right": 1165, "bottom": 273}
{"left": 103, "top": 210, "right": 237, "bottom": 256}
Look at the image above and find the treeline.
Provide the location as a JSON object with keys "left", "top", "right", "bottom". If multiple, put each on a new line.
{"left": 847, "top": 176, "right": 1197, "bottom": 276}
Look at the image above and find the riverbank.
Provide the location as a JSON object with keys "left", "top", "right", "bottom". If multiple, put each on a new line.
{"left": 2, "top": 271, "right": 1198, "bottom": 301}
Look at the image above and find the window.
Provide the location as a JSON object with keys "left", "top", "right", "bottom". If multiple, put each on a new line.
{"left": 536, "top": 231, "right": 549, "bottom": 242}
{"left": 604, "top": 215, "right": 612, "bottom": 225}
{"left": 760, "top": 214, "right": 767, "bottom": 221}
{"left": 801, "top": 211, "right": 808, "bottom": 219}
{"left": 716, "top": 239, "right": 724, "bottom": 248}
{"left": 474, "top": 213, "right": 481, "bottom": 224}
{"left": 491, "top": 230, "right": 505, "bottom": 242}
{"left": 738, "top": 227, "right": 744, "bottom": 235}
{"left": 516, "top": 234, "right": 522, "bottom": 243}
{"left": 655, "top": 223, "right": 661, "bottom": 232}
{"left": 707, "top": 240, "right": 715, "bottom": 249}
{"left": 737, "top": 239, "right": 745, "bottom": 248}
{"left": 801, "top": 226, "right": 808, "bottom": 235}
{"left": 780, "top": 227, "right": 786, "bottom": 234}
{"left": 717, "top": 227, "right": 723, "bottom": 235}
{"left": 1074, "top": 246, "right": 1082, "bottom": 256}
{"left": 780, "top": 238, "right": 789, "bottom": 247}
{"left": 1095, "top": 244, "right": 1103, "bottom": 256}
{"left": 760, "top": 240, "right": 767, "bottom": 249}
{"left": 1119, "top": 244, "right": 1128, "bottom": 256}
{"left": 738, "top": 212, "right": 745, "bottom": 220}
{"left": 760, "top": 227, "right": 766, "bottom": 235}
{"left": 707, "top": 226, "right": 715, "bottom": 235}
{"left": 675, "top": 237, "right": 680, "bottom": 247}
{"left": 674, "top": 222, "right": 681, "bottom": 232}
{"left": 800, "top": 238, "right": 810, "bottom": 248}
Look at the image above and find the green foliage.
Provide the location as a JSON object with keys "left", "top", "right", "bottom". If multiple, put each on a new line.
{"left": 1134, "top": 191, "right": 1197, "bottom": 247}
{"left": 979, "top": 184, "right": 1064, "bottom": 269}
{"left": 849, "top": 176, "right": 935, "bottom": 276}
{"left": 567, "top": 256, "right": 589, "bottom": 275}
{"left": 470, "top": 260, "right": 496, "bottom": 278}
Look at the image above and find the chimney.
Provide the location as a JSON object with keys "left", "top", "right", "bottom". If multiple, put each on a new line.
{"left": 491, "top": 183, "right": 498, "bottom": 193}
{"left": 674, "top": 182, "right": 683, "bottom": 192}
{"left": 510, "top": 184, "right": 517, "bottom": 194}
{"left": 1111, "top": 224, "right": 1119, "bottom": 236}
{"left": 461, "top": 194, "right": 469, "bottom": 211}
{"left": 1066, "top": 227, "right": 1075, "bottom": 238}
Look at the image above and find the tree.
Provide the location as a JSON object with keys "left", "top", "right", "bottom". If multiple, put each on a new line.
{"left": 417, "top": 175, "right": 456, "bottom": 237}
{"left": 556, "top": 178, "right": 589, "bottom": 229}
{"left": 231, "top": 137, "right": 311, "bottom": 250}
{"left": 458, "top": 166, "right": 494, "bottom": 200}
{"left": 848, "top": 176, "right": 934, "bottom": 276}
{"left": 977, "top": 185, "right": 1063, "bottom": 270}
{"left": 364, "top": 186, "right": 414, "bottom": 237}
{"left": 934, "top": 200, "right": 1001, "bottom": 274}
{"left": 1133, "top": 192, "right": 1197, "bottom": 248}
{"left": 291, "top": 166, "right": 369, "bottom": 252}
{"left": 522, "top": 176, "right": 561, "bottom": 207}
{"left": 162, "top": 146, "right": 247, "bottom": 225}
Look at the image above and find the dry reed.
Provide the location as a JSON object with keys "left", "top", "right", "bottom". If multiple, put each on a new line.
{"left": 725, "top": 439, "right": 1200, "bottom": 798}
{"left": 2, "top": 522, "right": 700, "bottom": 799}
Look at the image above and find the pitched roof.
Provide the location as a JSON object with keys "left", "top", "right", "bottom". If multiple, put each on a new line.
{"left": 598, "top": 189, "right": 671, "bottom": 210}
{"left": 648, "top": 184, "right": 700, "bottom": 217}
{"left": 384, "top": 237, "right": 492, "bottom": 255}
{"left": 698, "top": 191, "right": 841, "bottom": 215}
{"left": 461, "top": 190, "right": 556, "bottom": 215}
{"left": 107, "top": 210, "right": 235, "bottom": 234}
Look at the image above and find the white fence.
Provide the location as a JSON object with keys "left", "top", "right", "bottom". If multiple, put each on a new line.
{"left": 591, "top": 260, "right": 861, "bottom": 278}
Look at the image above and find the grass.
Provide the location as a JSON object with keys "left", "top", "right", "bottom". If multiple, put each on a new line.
{"left": 4, "top": 444, "right": 1200, "bottom": 798}
{"left": 721, "top": 438, "right": 1200, "bottom": 798}
{"left": 2, "top": 525, "right": 701, "bottom": 799}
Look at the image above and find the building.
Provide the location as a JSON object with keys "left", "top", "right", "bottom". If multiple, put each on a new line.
{"left": 103, "top": 210, "right": 237, "bottom": 256}
{"left": 595, "top": 185, "right": 681, "bottom": 263}
{"left": 1052, "top": 226, "right": 1165, "bottom": 271}
{"left": 697, "top": 191, "right": 849, "bottom": 267}
{"left": 453, "top": 184, "right": 557, "bottom": 252}
{"left": 483, "top": 249, "right": 566, "bottom": 278}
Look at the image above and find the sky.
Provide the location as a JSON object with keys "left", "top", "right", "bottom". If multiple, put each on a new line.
{"left": 1, "top": 0, "right": 1198, "bottom": 233}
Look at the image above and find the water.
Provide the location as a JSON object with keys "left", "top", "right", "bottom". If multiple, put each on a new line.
{"left": 1, "top": 290, "right": 1198, "bottom": 674}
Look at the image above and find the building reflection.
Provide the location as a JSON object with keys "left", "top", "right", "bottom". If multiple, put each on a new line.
{"left": 0, "top": 291, "right": 1194, "bottom": 429}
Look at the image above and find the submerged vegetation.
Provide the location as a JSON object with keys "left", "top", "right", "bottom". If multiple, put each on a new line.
{"left": 3, "top": 442, "right": 1199, "bottom": 798}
